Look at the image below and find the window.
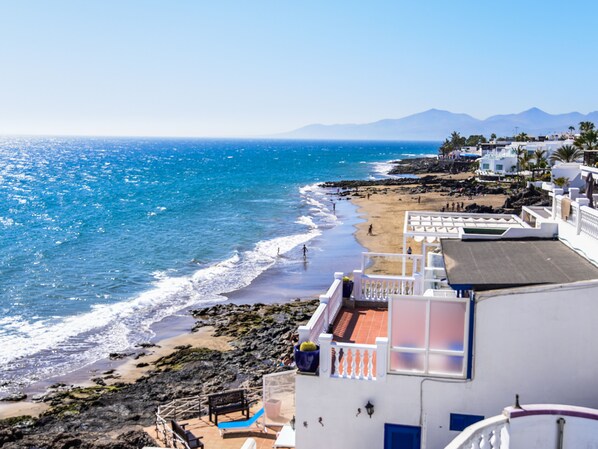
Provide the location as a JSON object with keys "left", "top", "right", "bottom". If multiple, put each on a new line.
{"left": 496, "top": 164, "right": 503, "bottom": 171}
{"left": 389, "top": 295, "right": 470, "bottom": 378}
{"left": 482, "top": 163, "right": 490, "bottom": 170}
{"left": 450, "top": 413, "right": 484, "bottom": 431}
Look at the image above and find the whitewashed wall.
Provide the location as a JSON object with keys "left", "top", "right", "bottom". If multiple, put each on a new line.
{"left": 295, "top": 280, "right": 598, "bottom": 449}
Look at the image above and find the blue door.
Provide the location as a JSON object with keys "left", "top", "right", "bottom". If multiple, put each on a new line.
{"left": 384, "top": 423, "right": 421, "bottom": 449}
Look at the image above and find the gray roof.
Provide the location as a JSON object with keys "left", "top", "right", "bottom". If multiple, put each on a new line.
{"left": 441, "top": 239, "right": 598, "bottom": 291}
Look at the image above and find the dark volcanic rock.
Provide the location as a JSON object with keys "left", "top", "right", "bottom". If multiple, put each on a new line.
{"left": 388, "top": 157, "right": 476, "bottom": 175}
{"left": 0, "top": 300, "right": 318, "bottom": 449}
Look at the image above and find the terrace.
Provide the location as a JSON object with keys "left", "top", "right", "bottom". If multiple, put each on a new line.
{"left": 145, "top": 371, "right": 297, "bottom": 449}
{"left": 297, "top": 207, "right": 598, "bottom": 383}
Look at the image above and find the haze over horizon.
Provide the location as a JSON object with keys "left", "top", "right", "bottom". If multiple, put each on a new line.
{"left": 1, "top": 1, "right": 597, "bottom": 138}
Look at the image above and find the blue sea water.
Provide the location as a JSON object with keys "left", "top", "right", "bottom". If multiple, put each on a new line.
{"left": 0, "top": 137, "right": 437, "bottom": 394}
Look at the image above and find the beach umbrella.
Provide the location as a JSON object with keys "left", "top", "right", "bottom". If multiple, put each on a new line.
{"left": 587, "top": 173, "right": 594, "bottom": 208}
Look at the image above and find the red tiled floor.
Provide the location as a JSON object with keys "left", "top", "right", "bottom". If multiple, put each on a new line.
{"left": 329, "top": 307, "right": 387, "bottom": 377}
{"left": 332, "top": 307, "right": 388, "bottom": 344}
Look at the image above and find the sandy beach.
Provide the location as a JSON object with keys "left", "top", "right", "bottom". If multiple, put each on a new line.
{"left": 348, "top": 173, "right": 509, "bottom": 256}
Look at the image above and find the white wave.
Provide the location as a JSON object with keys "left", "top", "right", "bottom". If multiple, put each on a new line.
{"left": 0, "top": 229, "right": 322, "bottom": 388}
{"left": 296, "top": 215, "right": 318, "bottom": 229}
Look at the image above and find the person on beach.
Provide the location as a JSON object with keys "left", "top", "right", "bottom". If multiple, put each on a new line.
{"left": 303, "top": 244, "right": 308, "bottom": 258}
{"left": 407, "top": 246, "right": 412, "bottom": 255}
{"left": 332, "top": 201, "right": 336, "bottom": 212}
{"left": 417, "top": 196, "right": 421, "bottom": 204}
{"left": 368, "top": 224, "right": 373, "bottom": 235}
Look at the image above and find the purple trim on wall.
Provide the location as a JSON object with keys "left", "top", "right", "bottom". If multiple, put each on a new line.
{"left": 510, "top": 409, "right": 598, "bottom": 421}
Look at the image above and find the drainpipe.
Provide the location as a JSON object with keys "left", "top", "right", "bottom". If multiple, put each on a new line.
{"left": 557, "top": 417, "right": 566, "bottom": 449}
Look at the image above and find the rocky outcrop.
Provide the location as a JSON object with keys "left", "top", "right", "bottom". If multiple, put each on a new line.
{"left": 388, "top": 157, "right": 476, "bottom": 175}
{"left": 0, "top": 300, "right": 318, "bottom": 449}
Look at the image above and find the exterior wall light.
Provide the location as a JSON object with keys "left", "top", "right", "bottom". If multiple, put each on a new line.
{"left": 365, "top": 401, "right": 374, "bottom": 418}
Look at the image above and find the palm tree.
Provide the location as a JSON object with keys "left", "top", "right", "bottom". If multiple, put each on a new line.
{"left": 579, "top": 121, "right": 595, "bottom": 133}
{"left": 519, "top": 152, "right": 533, "bottom": 172}
{"left": 550, "top": 145, "right": 583, "bottom": 163}
{"left": 515, "top": 145, "right": 526, "bottom": 174}
{"left": 574, "top": 129, "right": 598, "bottom": 165}
{"left": 568, "top": 126, "right": 575, "bottom": 134}
{"left": 450, "top": 131, "right": 466, "bottom": 150}
{"left": 490, "top": 133, "right": 497, "bottom": 141}
{"left": 534, "top": 149, "right": 548, "bottom": 177}
{"left": 515, "top": 132, "right": 530, "bottom": 142}
{"left": 439, "top": 139, "right": 451, "bottom": 158}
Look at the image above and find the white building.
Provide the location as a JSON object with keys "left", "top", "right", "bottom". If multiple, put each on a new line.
{"left": 293, "top": 189, "right": 598, "bottom": 449}
{"left": 478, "top": 139, "right": 575, "bottom": 178}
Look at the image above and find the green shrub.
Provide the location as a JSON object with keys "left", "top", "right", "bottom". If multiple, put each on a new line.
{"left": 299, "top": 341, "right": 318, "bottom": 352}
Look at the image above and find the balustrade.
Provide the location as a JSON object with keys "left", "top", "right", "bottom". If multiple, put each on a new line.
{"left": 580, "top": 207, "right": 598, "bottom": 239}
{"left": 444, "top": 415, "right": 507, "bottom": 449}
{"left": 318, "top": 335, "right": 388, "bottom": 381}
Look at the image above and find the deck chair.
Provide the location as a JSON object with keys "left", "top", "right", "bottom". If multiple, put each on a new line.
{"left": 217, "top": 407, "right": 265, "bottom": 436}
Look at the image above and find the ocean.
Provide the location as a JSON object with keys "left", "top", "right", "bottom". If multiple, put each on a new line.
{"left": 0, "top": 137, "right": 437, "bottom": 396}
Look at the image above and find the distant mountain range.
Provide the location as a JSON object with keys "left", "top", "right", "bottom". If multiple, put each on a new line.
{"left": 276, "top": 108, "right": 598, "bottom": 141}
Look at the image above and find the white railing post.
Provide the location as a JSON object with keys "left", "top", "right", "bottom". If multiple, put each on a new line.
{"left": 413, "top": 273, "right": 423, "bottom": 295}
{"left": 577, "top": 199, "right": 590, "bottom": 235}
{"left": 319, "top": 294, "right": 329, "bottom": 330}
{"left": 298, "top": 325, "right": 310, "bottom": 344}
{"left": 352, "top": 269, "right": 363, "bottom": 301}
{"left": 570, "top": 187, "right": 579, "bottom": 200}
{"left": 375, "top": 337, "right": 388, "bottom": 379}
{"left": 552, "top": 188, "right": 563, "bottom": 219}
{"left": 319, "top": 334, "right": 333, "bottom": 376}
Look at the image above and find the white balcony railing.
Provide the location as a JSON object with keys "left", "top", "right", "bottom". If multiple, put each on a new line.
{"left": 354, "top": 272, "right": 421, "bottom": 302}
{"left": 319, "top": 334, "right": 388, "bottom": 381}
{"left": 298, "top": 272, "right": 344, "bottom": 344}
{"left": 580, "top": 206, "right": 598, "bottom": 239}
{"left": 445, "top": 404, "right": 598, "bottom": 449}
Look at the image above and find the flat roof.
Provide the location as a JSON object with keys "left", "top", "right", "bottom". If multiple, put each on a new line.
{"left": 441, "top": 239, "right": 598, "bottom": 291}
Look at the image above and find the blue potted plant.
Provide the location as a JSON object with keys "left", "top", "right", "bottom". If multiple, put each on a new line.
{"left": 294, "top": 341, "right": 320, "bottom": 373}
{"left": 342, "top": 276, "right": 354, "bottom": 298}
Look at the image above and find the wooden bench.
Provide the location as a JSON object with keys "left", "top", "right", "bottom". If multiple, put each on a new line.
{"left": 208, "top": 389, "right": 250, "bottom": 425}
{"left": 170, "top": 420, "right": 204, "bottom": 449}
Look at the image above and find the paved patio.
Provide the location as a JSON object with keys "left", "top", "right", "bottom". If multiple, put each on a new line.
{"left": 144, "top": 407, "right": 285, "bottom": 449}
{"left": 332, "top": 307, "right": 388, "bottom": 344}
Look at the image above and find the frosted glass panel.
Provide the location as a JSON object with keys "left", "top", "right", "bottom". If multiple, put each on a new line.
{"left": 390, "top": 351, "right": 425, "bottom": 373}
{"left": 429, "top": 301, "right": 466, "bottom": 351}
{"left": 391, "top": 298, "right": 426, "bottom": 348}
{"left": 428, "top": 353, "right": 464, "bottom": 375}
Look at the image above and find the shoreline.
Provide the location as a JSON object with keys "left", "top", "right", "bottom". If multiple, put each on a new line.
{"left": 330, "top": 171, "right": 510, "bottom": 265}
{"left": 0, "top": 195, "right": 365, "bottom": 419}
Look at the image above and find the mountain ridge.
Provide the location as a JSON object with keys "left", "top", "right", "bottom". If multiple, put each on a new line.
{"left": 276, "top": 108, "right": 598, "bottom": 141}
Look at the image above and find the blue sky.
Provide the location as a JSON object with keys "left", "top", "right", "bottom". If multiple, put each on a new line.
{"left": 0, "top": 0, "right": 597, "bottom": 137}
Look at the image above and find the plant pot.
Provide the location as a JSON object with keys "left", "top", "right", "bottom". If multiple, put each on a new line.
{"left": 294, "top": 344, "right": 320, "bottom": 373}
{"left": 343, "top": 280, "right": 354, "bottom": 298}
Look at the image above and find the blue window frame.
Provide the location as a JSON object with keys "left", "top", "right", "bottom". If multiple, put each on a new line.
{"left": 450, "top": 413, "right": 484, "bottom": 431}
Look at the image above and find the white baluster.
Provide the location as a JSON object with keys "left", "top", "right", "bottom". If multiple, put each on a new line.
{"left": 332, "top": 347, "right": 340, "bottom": 377}
{"left": 350, "top": 348, "right": 356, "bottom": 378}
{"left": 367, "top": 349, "right": 374, "bottom": 379}
{"left": 342, "top": 348, "right": 348, "bottom": 378}
{"left": 358, "top": 348, "right": 365, "bottom": 379}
